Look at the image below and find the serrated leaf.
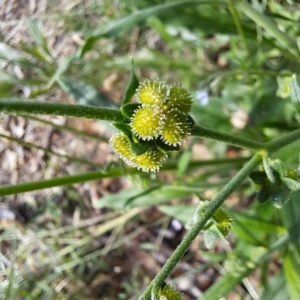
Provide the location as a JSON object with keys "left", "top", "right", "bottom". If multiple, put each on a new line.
{"left": 122, "top": 65, "right": 139, "bottom": 105}
{"left": 58, "top": 77, "right": 116, "bottom": 108}
{"left": 284, "top": 251, "right": 300, "bottom": 299}
{"left": 290, "top": 74, "right": 300, "bottom": 116}
{"left": 280, "top": 190, "right": 300, "bottom": 253}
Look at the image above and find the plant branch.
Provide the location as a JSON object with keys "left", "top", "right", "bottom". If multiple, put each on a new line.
{"left": 139, "top": 154, "right": 262, "bottom": 300}
{"left": 191, "top": 125, "right": 263, "bottom": 151}
{"left": 265, "top": 127, "right": 300, "bottom": 153}
{"left": 0, "top": 99, "right": 124, "bottom": 122}
{"left": 0, "top": 157, "right": 246, "bottom": 197}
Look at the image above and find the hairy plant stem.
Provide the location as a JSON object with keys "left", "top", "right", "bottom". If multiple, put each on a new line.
{"left": 0, "top": 99, "right": 124, "bottom": 122}
{"left": 139, "top": 154, "right": 262, "bottom": 300}
{"left": 264, "top": 127, "right": 300, "bottom": 152}
{"left": 191, "top": 125, "right": 263, "bottom": 151}
{"left": 0, "top": 157, "right": 245, "bottom": 196}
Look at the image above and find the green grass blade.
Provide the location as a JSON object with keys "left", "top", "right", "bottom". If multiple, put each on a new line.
{"left": 121, "top": 64, "right": 139, "bottom": 105}
{"left": 78, "top": 1, "right": 218, "bottom": 57}
{"left": 237, "top": 2, "right": 299, "bottom": 60}
{"left": 280, "top": 190, "right": 300, "bottom": 253}
{"left": 260, "top": 270, "right": 289, "bottom": 300}
{"left": 26, "top": 18, "right": 52, "bottom": 58}
{"left": 47, "top": 56, "right": 75, "bottom": 88}
{"left": 284, "top": 251, "right": 300, "bottom": 299}
{"left": 290, "top": 74, "right": 300, "bottom": 116}
{"left": 58, "top": 76, "right": 117, "bottom": 108}
{"left": 199, "top": 268, "right": 255, "bottom": 300}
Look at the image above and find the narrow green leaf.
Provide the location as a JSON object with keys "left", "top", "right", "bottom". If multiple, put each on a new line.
{"left": 0, "top": 43, "right": 35, "bottom": 67}
{"left": 58, "top": 77, "right": 117, "bottom": 108}
{"left": 284, "top": 251, "right": 300, "bottom": 299}
{"left": 78, "top": 1, "right": 208, "bottom": 57}
{"left": 26, "top": 19, "right": 52, "bottom": 57}
{"left": 237, "top": 2, "right": 299, "bottom": 59}
{"left": 290, "top": 74, "right": 300, "bottom": 116}
{"left": 47, "top": 56, "right": 75, "bottom": 88}
{"left": 122, "top": 65, "right": 139, "bottom": 105}
{"left": 280, "top": 190, "right": 300, "bottom": 253}
{"left": 177, "top": 150, "right": 192, "bottom": 179}
{"left": 95, "top": 186, "right": 200, "bottom": 209}
{"left": 260, "top": 270, "right": 289, "bottom": 300}
{"left": 199, "top": 268, "right": 254, "bottom": 300}
{"left": 231, "top": 211, "right": 286, "bottom": 234}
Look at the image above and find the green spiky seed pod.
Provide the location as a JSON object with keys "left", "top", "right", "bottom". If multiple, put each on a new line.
{"left": 131, "top": 105, "right": 163, "bottom": 140}
{"left": 213, "top": 207, "right": 233, "bottom": 237}
{"left": 167, "top": 84, "right": 193, "bottom": 113}
{"left": 161, "top": 109, "right": 189, "bottom": 146}
{"left": 133, "top": 149, "right": 167, "bottom": 172}
{"left": 109, "top": 133, "right": 135, "bottom": 166}
{"left": 136, "top": 79, "right": 168, "bottom": 105}
{"left": 158, "top": 283, "right": 182, "bottom": 300}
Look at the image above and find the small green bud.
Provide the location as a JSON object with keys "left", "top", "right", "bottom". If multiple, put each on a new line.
{"left": 109, "top": 133, "right": 135, "bottom": 166}
{"left": 158, "top": 283, "right": 182, "bottom": 300}
{"left": 161, "top": 109, "right": 189, "bottom": 146}
{"left": 133, "top": 148, "right": 167, "bottom": 173}
{"left": 167, "top": 83, "right": 193, "bottom": 113}
{"left": 136, "top": 79, "right": 168, "bottom": 105}
{"left": 131, "top": 105, "right": 163, "bottom": 140}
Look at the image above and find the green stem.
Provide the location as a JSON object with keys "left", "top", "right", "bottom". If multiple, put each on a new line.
{"left": 139, "top": 154, "right": 262, "bottom": 300}
{"left": 0, "top": 169, "right": 125, "bottom": 197}
{"left": 191, "top": 125, "right": 263, "bottom": 151}
{"left": 265, "top": 127, "right": 300, "bottom": 153}
{"left": 0, "top": 157, "right": 246, "bottom": 197}
{"left": 0, "top": 99, "right": 124, "bottom": 122}
{"left": 0, "top": 133, "right": 100, "bottom": 168}
{"left": 23, "top": 114, "right": 107, "bottom": 142}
